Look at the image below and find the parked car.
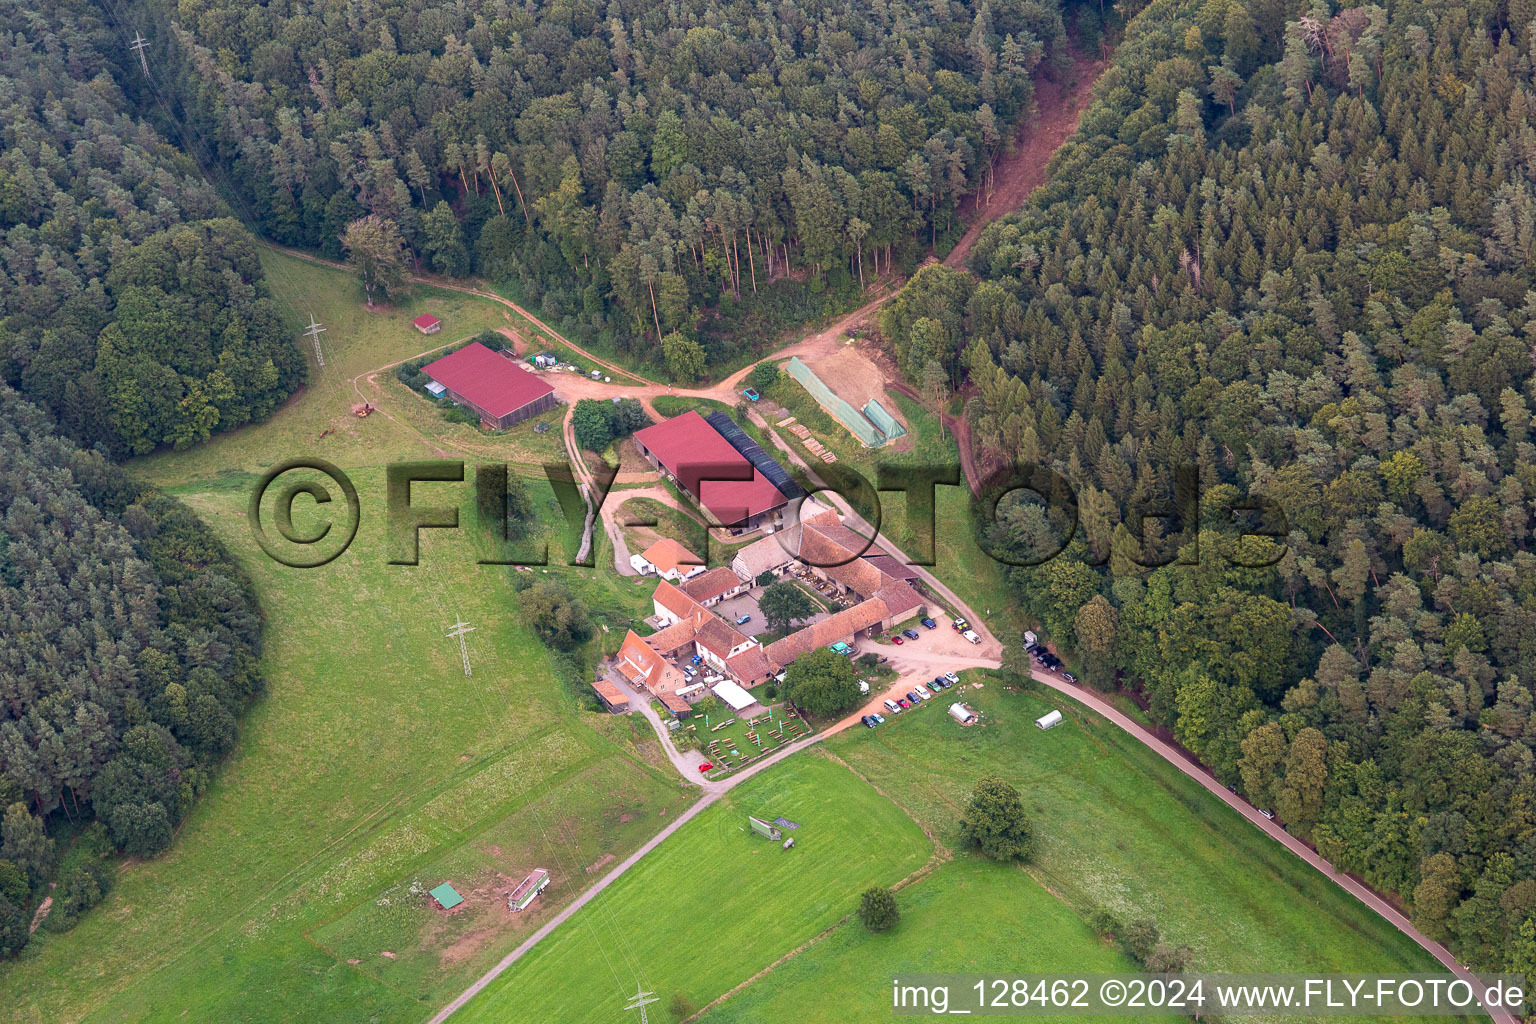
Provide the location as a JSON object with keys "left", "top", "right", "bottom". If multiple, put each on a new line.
{"left": 1061, "top": 672, "right": 1078, "bottom": 684}
{"left": 905, "top": 691, "right": 922, "bottom": 704}
{"left": 902, "top": 628, "right": 920, "bottom": 640}
{"left": 883, "top": 699, "right": 902, "bottom": 715}
{"left": 932, "top": 676, "right": 948, "bottom": 690}
{"left": 861, "top": 715, "right": 876, "bottom": 728}
{"left": 952, "top": 617, "right": 969, "bottom": 631}
{"left": 961, "top": 629, "right": 981, "bottom": 644}
{"left": 871, "top": 713, "right": 885, "bottom": 725}
{"left": 943, "top": 672, "right": 960, "bottom": 685}
{"left": 1024, "top": 641, "right": 1040, "bottom": 654}
{"left": 1260, "top": 809, "right": 1276, "bottom": 820}
{"left": 920, "top": 617, "right": 937, "bottom": 629}
{"left": 698, "top": 763, "right": 713, "bottom": 772}
{"left": 897, "top": 698, "right": 911, "bottom": 708}
{"left": 891, "top": 635, "right": 904, "bottom": 645}
{"left": 915, "top": 685, "right": 931, "bottom": 700}
{"left": 734, "top": 613, "right": 752, "bottom": 625}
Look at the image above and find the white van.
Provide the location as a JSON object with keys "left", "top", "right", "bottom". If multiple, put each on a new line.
{"left": 883, "top": 699, "right": 902, "bottom": 715}
{"left": 961, "top": 629, "right": 981, "bottom": 644}
{"left": 914, "top": 684, "right": 931, "bottom": 701}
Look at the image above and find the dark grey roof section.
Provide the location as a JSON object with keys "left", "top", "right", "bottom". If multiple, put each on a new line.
{"left": 704, "top": 410, "right": 804, "bottom": 499}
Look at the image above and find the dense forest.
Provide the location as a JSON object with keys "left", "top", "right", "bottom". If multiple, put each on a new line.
{"left": 0, "top": 385, "right": 264, "bottom": 957}
{"left": 880, "top": 0, "right": 1536, "bottom": 976}
{"left": 0, "top": 0, "right": 303, "bottom": 457}
{"left": 140, "top": 0, "right": 1079, "bottom": 368}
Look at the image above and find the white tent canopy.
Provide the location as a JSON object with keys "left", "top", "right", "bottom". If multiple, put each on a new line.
{"left": 1035, "top": 710, "right": 1063, "bottom": 730}
{"left": 712, "top": 680, "right": 756, "bottom": 711}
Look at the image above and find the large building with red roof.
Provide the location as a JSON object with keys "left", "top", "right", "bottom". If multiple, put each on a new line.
{"left": 422, "top": 341, "right": 559, "bottom": 429}
{"left": 632, "top": 411, "right": 790, "bottom": 529}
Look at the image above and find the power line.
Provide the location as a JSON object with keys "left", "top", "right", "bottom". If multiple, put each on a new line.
{"left": 128, "top": 32, "right": 150, "bottom": 75}
{"left": 624, "top": 985, "right": 660, "bottom": 1024}
{"left": 445, "top": 617, "right": 475, "bottom": 677}
{"left": 302, "top": 314, "right": 327, "bottom": 367}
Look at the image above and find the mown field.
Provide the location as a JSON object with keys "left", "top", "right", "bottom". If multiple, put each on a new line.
{"left": 826, "top": 680, "right": 1443, "bottom": 980}
{"left": 0, "top": 255, "right": 687, "bottom": 1023}
{"left": 451, "top": 754, "right": 932, "bottom": 1023}
{"left": 699, "top": 859, "right": 1170, "bottom": 1024}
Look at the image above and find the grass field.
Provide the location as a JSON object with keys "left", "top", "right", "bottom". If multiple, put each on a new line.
{"left": 700, "top": 859, "right": 1169, "bottom": 1023}
{"left": 826, "top": 680, "right": 1444, "bottom": 981}
{"left": 0, "top": 254, "right": 693, "bottom": 1023}
{"left": 452, "top": 754, "right": 932, "bottom": 1023}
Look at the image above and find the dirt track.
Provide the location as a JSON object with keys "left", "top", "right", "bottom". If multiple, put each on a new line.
{"left": 945, "top": 43, "right": 1109, "bottom": 269}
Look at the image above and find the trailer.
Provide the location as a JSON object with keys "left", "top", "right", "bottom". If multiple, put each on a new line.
{"left": 508, "top": 868, "right": 550, "bottom": 911}
{"left": 748, "top": 815, "right": 782, "bottom": 841}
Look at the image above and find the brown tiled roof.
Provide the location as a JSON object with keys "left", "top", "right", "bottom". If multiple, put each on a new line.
{"left": 695, "top": 616, "right": 749, "bottom": 658}
{"left": 644, "top": 620, "right": 700, "bottom": 654}
{"left": 652, "top": 579, "right": 700, "bottom": 622}
{"left": 874, "top": 581, "right": 924, "bottom": 620}
{"left": 810, "top": 522, "right": 882, "bottom": 557}
{"left": 616, "top": 630, "right": 666, "bottom": 686}
{"left": 682, "top": 566, "right": 742, "bottom": 603}
{"left": 640, "top": 538, "right": 703, "bottom": 575}
{"left": 592, "top": 679, "right": 630, "bottom": 707}
{"left": 864, "top": 554, "right": 920, "bottom": 580}
{"left": 765, "top": 597, "right": 889, "bottom": 668}
{"left": 823, "top": 556, "right": 891, "bottom": 598}
{"left": 659, "top": 691, "right": 692, "bottom": 714}
{"left": 725, "top": 646, "right": 772, "bottom": 686}
{"left": 732, "top": 535, "right": 793, "bottom": 578}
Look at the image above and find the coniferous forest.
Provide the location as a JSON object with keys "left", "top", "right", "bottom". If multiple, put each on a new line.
{"left": 0, "top": 1, "right": 305, "bottom": 456}
{"left": 142, "top": 0, "right": 1078, "bottom": 366}
{"left": 882, "top": 0, "right": 1536, "bottom": 976}
{"left": 0, "top": 385, "right": 264, "bottom": 957}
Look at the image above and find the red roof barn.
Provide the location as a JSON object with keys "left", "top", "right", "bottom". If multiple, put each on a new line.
{"left": 422, "top": 342, "right": 559, "bottom": 429}
{"left": 412, "top": 313, "right": 442, "bottom": 334}
{"left": 632, "top": 411, "right": 788, "bottom": 528}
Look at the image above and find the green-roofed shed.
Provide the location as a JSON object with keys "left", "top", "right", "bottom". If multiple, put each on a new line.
{"left": 429, "top": 882, "right": 463, "bottom": 909}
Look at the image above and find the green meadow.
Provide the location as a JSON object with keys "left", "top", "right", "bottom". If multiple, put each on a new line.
{"left": 452, "top": 753, "right": 933, "bottom": 1024}
{"left": 700, "top": 859, "right": 1171, "bottom": 1024}
{"left": 0, "top": 254, "right": 687, "bottom": 1023}
{"left": 826, "top": 679, "right": 1442, "bottom": 980}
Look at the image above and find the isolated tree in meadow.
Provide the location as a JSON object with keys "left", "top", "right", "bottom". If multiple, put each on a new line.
{"left": 782, "top": 647, "right": 861, "bottom": 718}
{"left": 759, "top": 581, "right": 815, "bottom": 634}
{"left": 341, "top": 214, "right": 408, "bottom": 306}
{"left": 858, "top": 886, "right": 899, "bottom": 932}
{"left": 958, "top": 776, "right": 1034, "bottom": 862}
